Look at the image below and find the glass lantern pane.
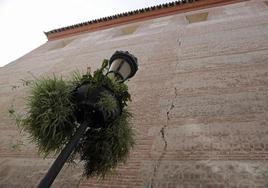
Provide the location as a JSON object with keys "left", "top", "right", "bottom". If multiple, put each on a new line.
{"left": 109, "top": 59, "right": 131, "bottom": 80}
{"left": 118, "top": 61, "right": 131, "bottom": 79}
{"left": 109, "top": 59, "right": 123, "bottom": 72}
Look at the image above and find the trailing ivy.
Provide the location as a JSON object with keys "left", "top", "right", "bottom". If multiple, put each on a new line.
{"left": 9, "top": 60, "right": 135, "bottom": 178}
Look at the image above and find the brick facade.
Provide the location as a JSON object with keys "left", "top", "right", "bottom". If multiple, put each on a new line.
{"left": 0, "top": 0, "right": 268, "bottom": 187}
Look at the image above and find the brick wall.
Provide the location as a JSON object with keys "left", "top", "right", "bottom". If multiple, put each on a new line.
{"left": 0, "top": 0, "right": 268, "bottom": 187}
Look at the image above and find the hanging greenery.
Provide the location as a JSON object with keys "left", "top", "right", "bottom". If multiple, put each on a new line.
{"left": 9, "top": 59, "right": 135, "bottom": 178}
{"left": 22, "top": 76, "right": 76, "bottom": 155}
{"left": 78, "top": 110, "right": 134, "bottom": 178}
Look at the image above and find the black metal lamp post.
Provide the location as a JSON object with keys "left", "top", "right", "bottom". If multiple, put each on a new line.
{"left": 37, "top": 51, "right": 138, "bottom": 188}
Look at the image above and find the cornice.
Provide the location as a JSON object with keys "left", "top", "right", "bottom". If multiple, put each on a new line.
{"left": 45, "top": 0, "right": 248, "bottom": 41}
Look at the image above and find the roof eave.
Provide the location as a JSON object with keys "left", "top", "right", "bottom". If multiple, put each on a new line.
{"left": 45, "top": 0, "right": 248, "bottom": 41}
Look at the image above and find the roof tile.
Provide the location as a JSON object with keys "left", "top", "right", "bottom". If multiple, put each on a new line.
{"left": 45, "top": 0, "right": 200, "bottom": 36}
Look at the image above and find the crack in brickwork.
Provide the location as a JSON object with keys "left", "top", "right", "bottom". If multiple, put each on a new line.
{"left": 150, "top": 88, "right": 177, "bottom": 188}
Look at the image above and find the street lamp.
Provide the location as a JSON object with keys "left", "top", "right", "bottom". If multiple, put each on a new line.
{"left": 107, "top": 51, "right": 138, "bottom": 82}
{"left": 74, "top": 51, "right": 138, "bottom": 126}
{"left": 37, "top": 51, "right": 138, "bottom": 188}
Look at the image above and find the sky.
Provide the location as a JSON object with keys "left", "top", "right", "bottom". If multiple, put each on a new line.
{"left": 0, "top": 0, "right": 174, "bottom": 67}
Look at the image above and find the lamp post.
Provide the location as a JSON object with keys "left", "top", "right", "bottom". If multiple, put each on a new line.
{"left": 37, "top": 51, "right": 138, "bottom": 188}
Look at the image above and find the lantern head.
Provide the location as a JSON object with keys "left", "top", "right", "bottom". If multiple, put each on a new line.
{"left": 107, "top": 51, "right": 138, "bottom": 82}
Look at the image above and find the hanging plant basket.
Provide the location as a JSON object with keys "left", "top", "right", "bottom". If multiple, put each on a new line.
{"left": 73, "top": 84, "right": 121, "bottom": 126}
{"left": 10, "top": 59, "right": 135, "bottom": 178}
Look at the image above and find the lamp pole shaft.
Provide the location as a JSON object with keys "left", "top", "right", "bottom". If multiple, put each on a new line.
{"left": 37, "top": 121, "right": 88, "bottom": 188}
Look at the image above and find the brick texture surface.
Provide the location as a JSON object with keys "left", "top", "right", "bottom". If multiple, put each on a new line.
{"left": 0, "top": 0, "right": 268, "bottom": 187}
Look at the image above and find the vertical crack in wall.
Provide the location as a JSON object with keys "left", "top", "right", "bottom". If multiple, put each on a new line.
{"left": 150, "top": 88, "right": 177, "bottom": 188}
